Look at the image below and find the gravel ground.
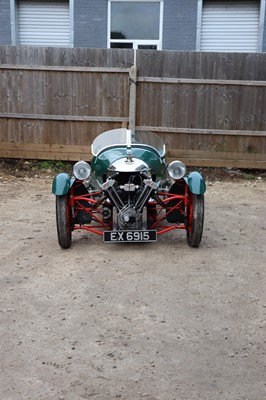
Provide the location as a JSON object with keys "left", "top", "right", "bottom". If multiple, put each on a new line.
{"left": 0, "top": 165, "right": 265, "bottom": 400}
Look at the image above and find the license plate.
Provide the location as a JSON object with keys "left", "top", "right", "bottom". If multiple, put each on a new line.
{"left": 103, "top": 230, "right": 157, "bottom": 243}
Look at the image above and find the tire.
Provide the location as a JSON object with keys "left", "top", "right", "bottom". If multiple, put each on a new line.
{"left": 56, "top": 194, "right": 72, "bottom": 249}
{"left": 187, "top": 193, "right": 204, "bottom": 248}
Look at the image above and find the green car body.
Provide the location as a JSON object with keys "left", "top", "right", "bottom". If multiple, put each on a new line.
{"left": 52, "top": 173, "right": 75, "bottom": 196}
{"left": 52, "top": 143, "right": 206, "bottom": 196}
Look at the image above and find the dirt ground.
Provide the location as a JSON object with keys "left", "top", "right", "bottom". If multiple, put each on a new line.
{"left": 0, "top": 165, "right": 265, "bottom": 400}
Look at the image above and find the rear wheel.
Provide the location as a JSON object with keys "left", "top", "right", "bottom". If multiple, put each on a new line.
{"left": 187, "top": 193, "right": 204, "bottom": 248}
{"left": 56, "top": 194, "right": 72, "bottom": 249}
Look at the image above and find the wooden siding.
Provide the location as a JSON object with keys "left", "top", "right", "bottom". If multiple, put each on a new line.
{"left": 0, "top": 46, "right": 265, "bottom": 168}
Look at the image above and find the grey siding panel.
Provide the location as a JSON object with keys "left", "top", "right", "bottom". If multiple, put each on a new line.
{"left": 74, "top": 0, "right": 107, "bottom": 48}
{"left": 163, "top": 0, "right": 198, "bottom": 50}
{"left": 0, "top": 0, "right": 11, "bottom": 45}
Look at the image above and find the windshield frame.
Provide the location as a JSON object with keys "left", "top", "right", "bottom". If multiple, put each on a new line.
{"left": 91, "top": 128, "right": 165, "bottom": 157}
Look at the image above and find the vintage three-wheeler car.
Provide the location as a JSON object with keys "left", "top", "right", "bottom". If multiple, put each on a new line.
{"left": 52, "top": 128, "right": 206, "bottom": 248}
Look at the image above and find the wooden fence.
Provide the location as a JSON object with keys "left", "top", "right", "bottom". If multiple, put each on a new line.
{"left": 0, "top": 46, "right": 265, "bottom": 168}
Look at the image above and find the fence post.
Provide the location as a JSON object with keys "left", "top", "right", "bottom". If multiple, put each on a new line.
{"left": 128, "top": 65, "right": 137, "bottom": 133}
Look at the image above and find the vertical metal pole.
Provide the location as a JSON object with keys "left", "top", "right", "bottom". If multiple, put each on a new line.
{"left": 196, "top": 0, "right": 203, "bottom": 51}
{"left": 258, "top": 0, "right": 266, "bottom": 52}
{"left": 128, "top": 50, "right": 137, "bottom": 133}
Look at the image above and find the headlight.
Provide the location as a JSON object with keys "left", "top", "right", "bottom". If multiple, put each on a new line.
{"left": 167, "top": 160, "right": 186, "bottom": 180}
{"left": 73, "top": 161, "right": 91, "bottom": 180}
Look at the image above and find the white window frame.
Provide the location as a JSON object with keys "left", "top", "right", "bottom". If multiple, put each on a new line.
{"left": 107, "top": 0, "right": 164, "bottom": 50}
{"left": 10, "top": 0, "right": 74, "bottom": 47}
{"left": 196, "top": 0, "right": 266, "bottom": 52}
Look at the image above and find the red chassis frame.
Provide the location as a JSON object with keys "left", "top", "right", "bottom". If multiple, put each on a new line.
{"left": 68, "top": 182, "right": 192, "bottom": 237}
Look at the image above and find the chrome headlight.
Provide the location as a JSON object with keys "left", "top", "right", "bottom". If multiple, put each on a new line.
{"left": 167, "top": 160, "right": 186, "bottom": 180}
{"left": 73, "top": 161, "right": 91, "bottom": 180}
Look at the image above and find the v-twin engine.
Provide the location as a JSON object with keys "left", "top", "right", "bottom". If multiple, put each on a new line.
{"left": 102, "top": 173, "right": 157, "bottom": 230}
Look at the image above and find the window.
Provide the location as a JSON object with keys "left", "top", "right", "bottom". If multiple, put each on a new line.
{"left": 108, "top": 0, "right": 163, "bottom": 49}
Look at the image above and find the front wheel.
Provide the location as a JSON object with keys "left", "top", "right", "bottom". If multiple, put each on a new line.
{"left": 186, "top": 193, "right": 204, "bottom": 248}
{"left": 56, "top": 194, "right": 72, "bottom": 249}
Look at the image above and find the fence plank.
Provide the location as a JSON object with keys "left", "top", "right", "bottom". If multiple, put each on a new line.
{"left": 168, "top": 149, "right": 266, "bottom": 161}
{"left": 138, "top": 77, "right": 266, "bottom": 87}
{"left": 136, "top": 126, "right": 266, "bottom": 137}
{"left": 0, "top": 113, "right": 129, "bottom": 122}
{"left": 0, "top": 65, "right": 130, "bottom": 73}
{"left": 0, "top": 142, "right": 92, "bottom": 161}
{"left": 1, "top": 142, "right": 265, "bottom": 168}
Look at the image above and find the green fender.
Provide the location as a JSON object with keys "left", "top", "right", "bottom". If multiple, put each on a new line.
{"left": 184, "top": 171, "right": 206, "bottom": 195}
{"left": 52, "top": 173, "right": 75, "bottom": 195}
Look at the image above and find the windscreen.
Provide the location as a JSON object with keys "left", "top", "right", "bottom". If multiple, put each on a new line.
{"left": 92, "top": 128, "right": 128, "bottom": 156}
{"left": 92, "top": 128, "right": 165, "bottom": 156}
{"left": 132, "top": 131, "right": 165, "bottom": 156}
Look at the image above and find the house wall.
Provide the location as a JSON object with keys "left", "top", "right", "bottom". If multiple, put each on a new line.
{"left": 163, "top": 0, "right": 198, "bottom": 50}
{"left": 73, "top": 0, "right": 199, "bottom": 50}
{"left": 0, "top": 0, "right": 11, "bottom": 45}
{"left": 0, "top": 0, "right": 264, "bottom": 51}
{"left": 74, "top": 0, "right": 107, "bottom": 48}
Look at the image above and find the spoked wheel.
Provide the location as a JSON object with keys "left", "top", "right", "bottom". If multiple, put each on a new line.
{"left": 186, "top": 192, "right": 204, "bottom": 248}
{"left": 56, "top": 194, "right": 72, "bottom": 249}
